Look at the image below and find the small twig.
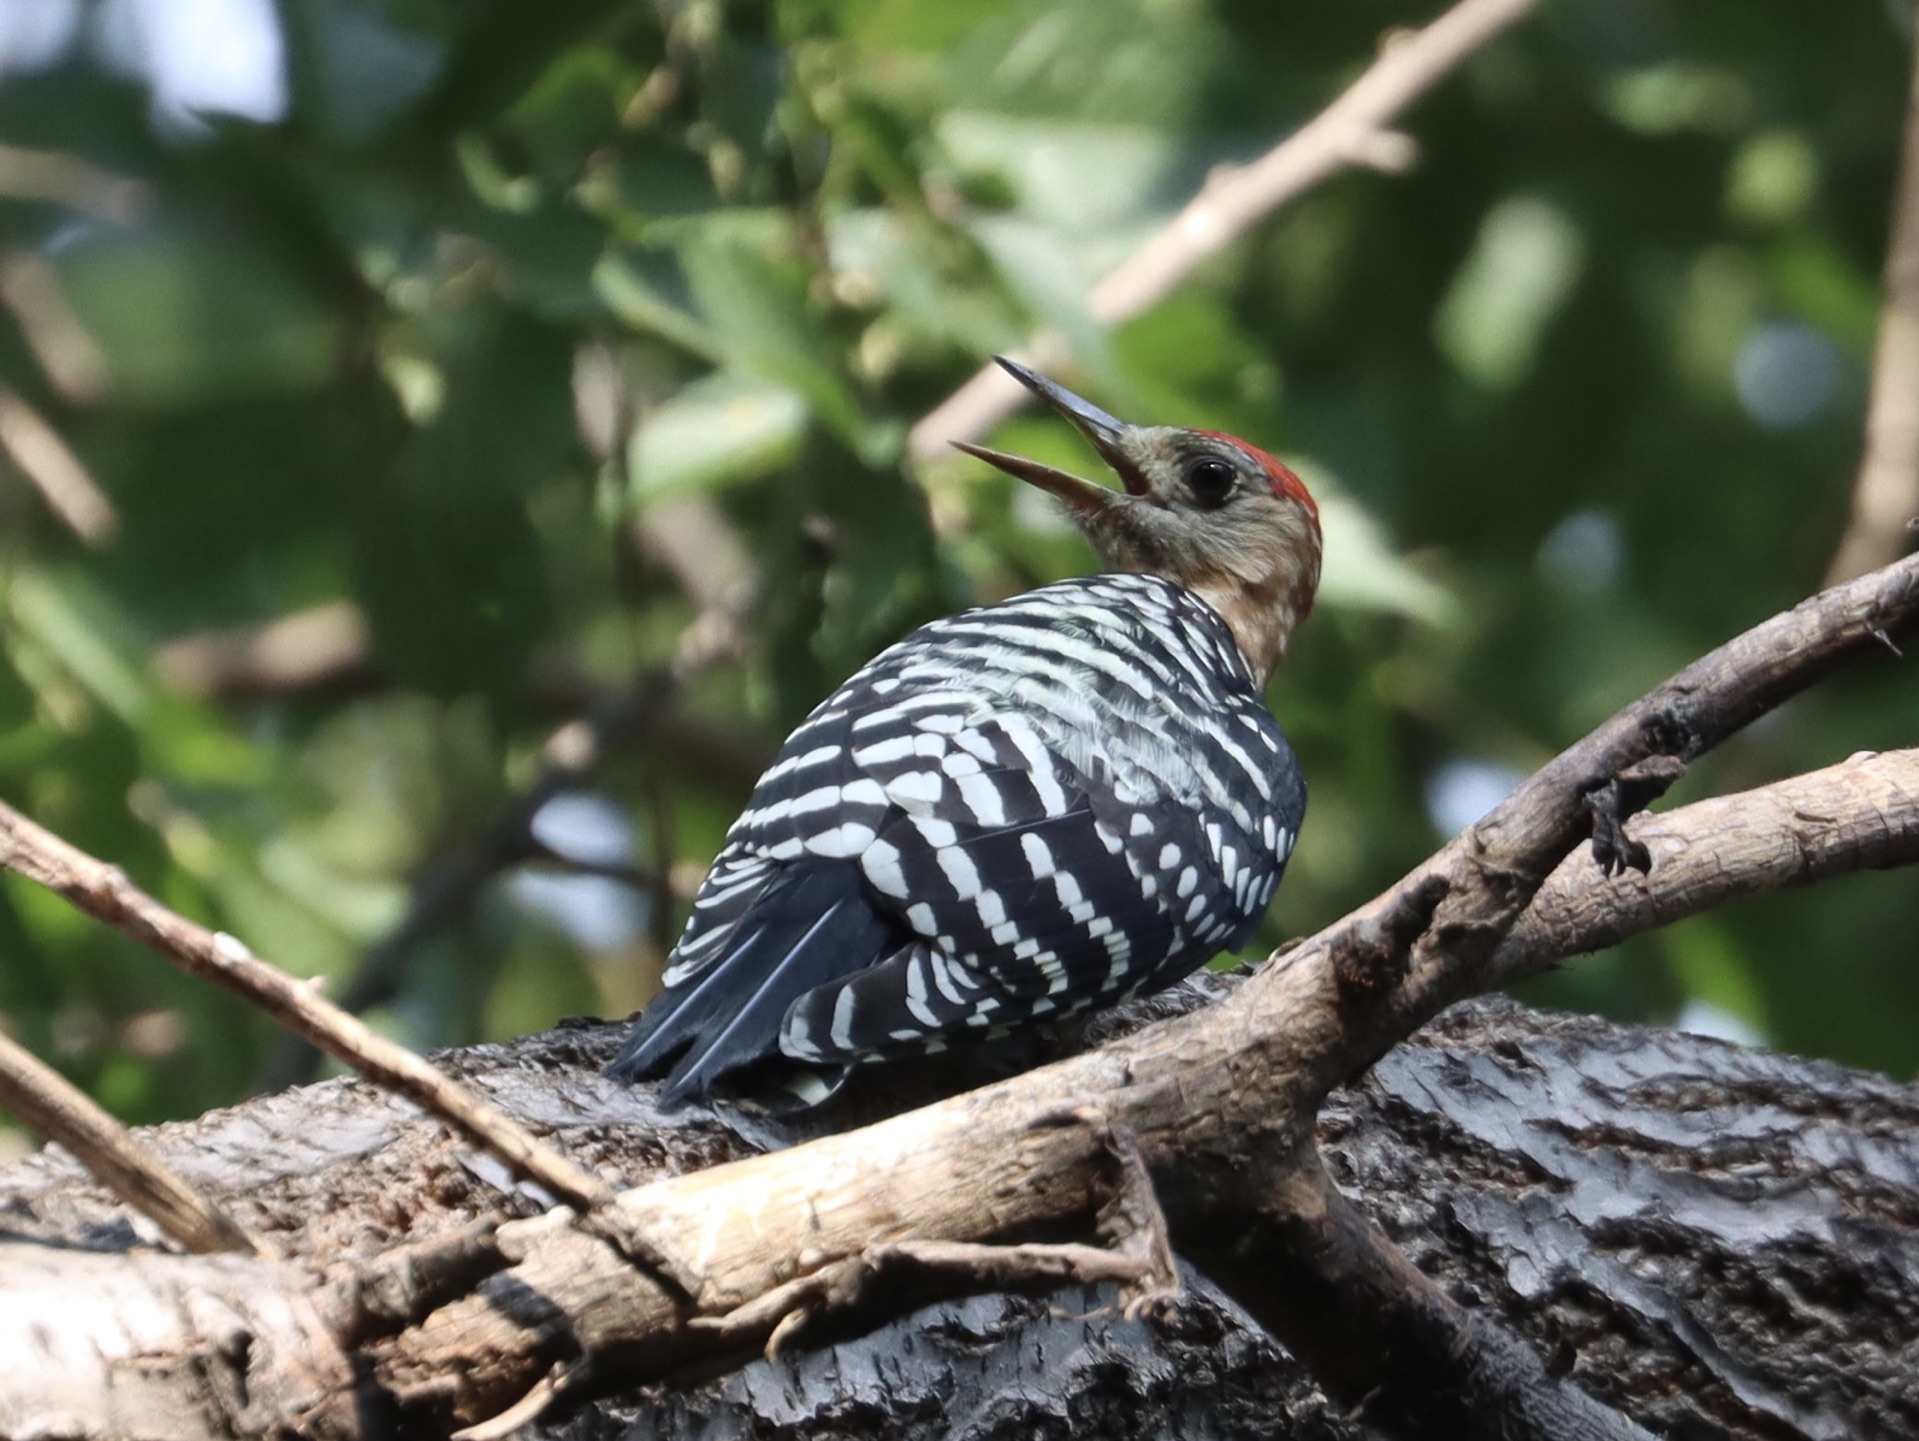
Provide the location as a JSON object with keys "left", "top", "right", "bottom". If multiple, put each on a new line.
{"left": 907, "top": 0, "right": 1542, "bottom": 465}
{"left": 152, "top": 601, "right": 378, "bottom": 701}
{"left": 521, "top": 848, "right": 659, "bottom": 889}
{"left": 0, "top": 800, "right": 614, "bottom": 1215}
{"left": 679, "top": 1116, "right": 1179, "bottom": 1357}
{"left": 1095, "top": 1125, "right": 1181, "bottom": 1319}
{"left": 0, "top": 1026, "right": 259, "bottom": 1255}
{"left": 0, "top": 143, "right": 151, "bottom": 224}
{"left": 1826, "top": 26, "right": 1919, "bottom": 584}
{"left": 0, "top": 386, "right": 117, "bottom": 544}
{"left": 0, "top": 252, "right": 110, "bottom": 405}
{"left": 689, "top": 1237, "right": 1165, "bottom": 1360}
{"left": 450, "top": 1360, "right": 581, "bottom": 1441}
{"left": 328, "top": 1218, "right": 506, "bottom": 1345}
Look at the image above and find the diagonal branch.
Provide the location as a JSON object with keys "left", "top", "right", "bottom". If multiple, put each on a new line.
{"left": 350, "top": 553, "right": 1919, "bottom": 1435}
{"left": 0, "top": 1025, "right": 259, "bottom": 1255}
{"left": 908, "top": 0, "right": 1542, "bottom": 465}
{"left": 0, "top": 386, "right": 117, "bottom": 545}
{"left": 0, "top": 800, "right": 614, "bottom": 1216}
{"left": 1, "top": 708, "right": 1916, "bottom": 1438}
{"left": 1826, "top": 24, "right": 1919, "bottom": 584}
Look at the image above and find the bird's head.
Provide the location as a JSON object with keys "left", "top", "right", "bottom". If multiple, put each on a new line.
{"left": 956, "top": 357, "right": 1322, "bottom": 687}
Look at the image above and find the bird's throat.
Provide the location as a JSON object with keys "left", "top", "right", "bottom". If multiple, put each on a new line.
{"left": 1186, "top": 562, "right": 1317, "bottom": 689}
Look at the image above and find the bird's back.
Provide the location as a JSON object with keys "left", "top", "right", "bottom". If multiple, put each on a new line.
{"left": 608, "top": 573, "right": 1305, "bottom": 1104}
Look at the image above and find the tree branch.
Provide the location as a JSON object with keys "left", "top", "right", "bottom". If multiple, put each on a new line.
{"left": 0, "top": 385, "right": 117, "bottom": 545}
{"left": 0, "top": 800, "right": 614, "bottom": 1215}
{"left": 0, "top": 143, "right": 151, "bottom": 224}
{"left": 1497, "top": 746, "right": 1919, "bottom": 973}
{"left": 353, "top": 554, "right": 1919, "bottom": 1433}
{"left": 1826, "top": 24, "right": 1919, "bottom": 584}
{"left": 907, "top": 0, "right": 1541, "bottom": 465}
{"left": 151, "top": 601, "right": 381, "bottom": 701}
{"left": 0, "top": 1026, "right": 259, "bottom": 1255}
{"left": 0, "top": 713, "right": 1915, "bottom": 1437}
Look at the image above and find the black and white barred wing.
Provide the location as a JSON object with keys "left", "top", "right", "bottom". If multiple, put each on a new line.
{"left": 608, "top": 575, "right": 1305, "bottom": 1100}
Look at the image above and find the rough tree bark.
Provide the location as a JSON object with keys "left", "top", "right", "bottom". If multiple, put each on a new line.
{"left": 7, "top": 8, "right": 1915, "bottom": 1435}
{"left": 3, "top": 991, "right": 1915, "bottom": 1441}
{"left": 0, "top": 560, "right": 1915, "bottom": 1441}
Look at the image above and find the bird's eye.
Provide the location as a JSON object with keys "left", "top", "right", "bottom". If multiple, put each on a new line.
{"left": 1186, "top": 457, "right": 1237, "bottom": 506}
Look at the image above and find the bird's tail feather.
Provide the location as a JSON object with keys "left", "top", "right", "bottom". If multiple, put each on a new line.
{"left": 605, "top": 863, "right": 890, "bottom": 1103}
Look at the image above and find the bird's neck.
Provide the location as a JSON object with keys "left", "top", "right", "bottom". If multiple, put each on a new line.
{"left": 1186, "top": 571, "right": 1313, "bottom": 688}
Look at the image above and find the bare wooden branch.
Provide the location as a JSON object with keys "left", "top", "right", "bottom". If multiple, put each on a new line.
{"left": 1826, "top": 27, "right": 1919, "bottom": 583}
{"left": 0, "top": 385, "right": 117, "bottom": 544}
{"left": 1, "top": 561, "right": 1913, "bottom": 1438}
{"left": 907, "top": 0, "right": 1542, "bottom": 465}
{"left": 0, "top": 251, "right": 110, "bottom": 404}
{"left": 0, "top": 1026, "right": 258, "bottom": 1256}
{"left": 1497, "top": 746, "right": 1919, "bottom": 974}
{"left": 0, "top": 143, "right": 151, "bottom": 224}
{"left": 0, "top": 799, "right": 614, "bottom": 1216}
{"left": 360, "top": 553, "right": 1919, "bottom": 1431}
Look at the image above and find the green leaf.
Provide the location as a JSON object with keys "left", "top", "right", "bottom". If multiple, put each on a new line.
{"left": 629, "top": 372, "right": 809, "bottom": 499}
{"left": 7, "top": 568, "right": 149, "bottom": 723}
{"left": 1312, "top": 489, "right": 1455, "bottom": 625}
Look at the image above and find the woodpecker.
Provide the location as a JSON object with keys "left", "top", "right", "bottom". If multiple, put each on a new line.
{"left": 609, "top": 358, "right": 1321, "bottom": 1105}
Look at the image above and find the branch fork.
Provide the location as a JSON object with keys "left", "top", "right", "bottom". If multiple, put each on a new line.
{"left": 682, "top": 1117, "right": 1179, "bottom": 1358}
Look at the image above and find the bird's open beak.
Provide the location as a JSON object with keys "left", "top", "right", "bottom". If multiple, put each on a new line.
{"left": 951, "top": 357, "right": 1150, "bottom": 516}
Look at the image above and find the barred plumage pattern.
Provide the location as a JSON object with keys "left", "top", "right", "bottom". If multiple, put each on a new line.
{"left": 609, "top": 572, "right": 1305, "bottom": 1103}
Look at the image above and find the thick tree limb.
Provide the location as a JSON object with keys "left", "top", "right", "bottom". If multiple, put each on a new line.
{"left": 0, "top": 563, "right": 1913, "bottom": 1439}
{"left": 365, "top": 553, "right": 1919, "bottom": 1431}
{"left": 908, "top": 0, "right": 1541, "bottom": 465}
{"left": 1182, "top": 1149, "right": 1658, "bottom": 1441}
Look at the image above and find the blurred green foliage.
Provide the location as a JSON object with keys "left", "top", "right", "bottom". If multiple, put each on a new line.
{"left": 0, "top": 0, "right": 1914, "bottom": 1133}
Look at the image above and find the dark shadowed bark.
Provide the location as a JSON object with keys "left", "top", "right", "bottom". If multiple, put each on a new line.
{"left": 4, "top": 990, "right": 1914, "bottom": 1440}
